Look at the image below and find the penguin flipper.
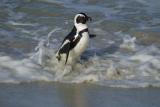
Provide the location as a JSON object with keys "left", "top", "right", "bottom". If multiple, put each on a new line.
{"left": 58, "top": 41, "right": 71, "bottom": 65}
{"left": 89, "top": 34, "right": 96, "bottom": 38}
{"left": 65, "top": 44, "right": 70, "bottom": 65}
{"left": 63, "top": 42, "right": 70, "bottom": 65}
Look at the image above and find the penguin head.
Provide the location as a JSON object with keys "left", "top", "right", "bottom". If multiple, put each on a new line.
{"left": 74, "top": 13, "right": 92, "bottom": 25}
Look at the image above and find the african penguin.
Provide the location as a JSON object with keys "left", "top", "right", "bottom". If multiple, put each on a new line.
{"left": 56, "top": 13, "right": 96, "bottom": 65}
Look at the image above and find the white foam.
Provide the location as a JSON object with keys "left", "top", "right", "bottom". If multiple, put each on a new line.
{"left": 0, "top": 56, "right": 54, "bottom": 83}
{"left": 30, "top": 27, "right": 61, "bottom": 65}
{"left": 120, "top": 34, "right": 137, "bottom": 51}
{"left": 130, "top": 54, "right": 154, "bottom": 62}
{"left": 0, "top": 28, "right": 160, "bottom": 88}
{"left": 7, "top": 21, "right": 38, "bottom": 26}
{"left": 106, "top": 63, "right": 120, "bottom": 80}
{"left": 72, "top": 74, "right": 99, "bottom": 83}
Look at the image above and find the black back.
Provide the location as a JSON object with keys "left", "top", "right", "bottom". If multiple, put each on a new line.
{"left": 59, "top": 27, "right": 89, "bottom": 54}
{"left": 62, "top": 26, "right": 77, "bottom": 43}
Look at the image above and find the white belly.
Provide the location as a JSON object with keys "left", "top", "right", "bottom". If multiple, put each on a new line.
{"left": 67, "top": 32, "right": 89, "bottom": 65}
{"left": 73, "top": 32, "right": 89, "bottom": 56}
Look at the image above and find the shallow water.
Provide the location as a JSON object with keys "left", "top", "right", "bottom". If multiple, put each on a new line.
{"left": 0, "top": 82, "right": 160, "bottom": 107}
{"left": 0, "top": 0, "right": 160, "bottom": 88}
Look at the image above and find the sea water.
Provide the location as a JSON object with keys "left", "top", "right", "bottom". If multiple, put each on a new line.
{"left": 0, "top": 0, "right": 160, "bottom": 88}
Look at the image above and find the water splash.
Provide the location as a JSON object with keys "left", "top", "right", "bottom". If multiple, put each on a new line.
{"left": 0, "top": 27, "right": 160, "bottom": 88}
{"left": 115, "top": 31, "right": 137, "bottom": 51}
{"left": 30, "top": 28, "right": 61, "bottom": 66}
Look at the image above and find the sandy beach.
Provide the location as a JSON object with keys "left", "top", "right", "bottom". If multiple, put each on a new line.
{"left": 0, "top": 82, "right": 160, "bottom": 107}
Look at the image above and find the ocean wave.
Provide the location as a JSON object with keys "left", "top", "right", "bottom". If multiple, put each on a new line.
{"left": 0, "top": 29, "right": 160, "bottom": 88}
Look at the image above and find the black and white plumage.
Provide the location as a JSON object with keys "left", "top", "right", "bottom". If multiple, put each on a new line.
{"left": 56, "top": 13, "right": 96, "bottom": 65}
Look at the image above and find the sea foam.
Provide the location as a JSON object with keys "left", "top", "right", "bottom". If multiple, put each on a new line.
{"left": 0, "top": 28, "right": 160, "bottom": 88}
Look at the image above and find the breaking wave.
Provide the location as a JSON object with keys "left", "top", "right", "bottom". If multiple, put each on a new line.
{"left": 0, "top": 28, "right": 160, "bottom": 88}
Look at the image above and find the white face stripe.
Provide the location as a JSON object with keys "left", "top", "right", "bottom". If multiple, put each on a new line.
{"left": 74, "top": 13, "right": 88, "bottom": 31}
{"left": 74, "top": 14, "right": 85, "bottom": 25}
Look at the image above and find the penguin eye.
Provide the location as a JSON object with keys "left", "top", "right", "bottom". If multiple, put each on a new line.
{"left": 76, "top": 16, "right": 86, "bottom": 24}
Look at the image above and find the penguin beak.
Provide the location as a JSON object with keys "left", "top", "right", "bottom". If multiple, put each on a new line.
{"left": 87, "top": 16, "right": 92, "bottom": 21}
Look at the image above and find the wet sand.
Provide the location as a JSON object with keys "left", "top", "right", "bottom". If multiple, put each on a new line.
{"left": 0, "top": 82, "right": 160, "bottom": 107}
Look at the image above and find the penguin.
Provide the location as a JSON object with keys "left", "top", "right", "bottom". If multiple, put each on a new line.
{"left": 56, "top": 12, "right": 96, "bottom": 65}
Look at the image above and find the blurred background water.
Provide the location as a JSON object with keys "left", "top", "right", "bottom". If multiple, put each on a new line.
{"left": 0, "top": 0, "right": 160, "bottom": 88}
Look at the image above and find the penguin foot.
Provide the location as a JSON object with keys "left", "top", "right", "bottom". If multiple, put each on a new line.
{"left": 89, "top": 34, "right": 96, "bottom": 38}
{"left": 56, "top": 55, "right": 61, "bottom": 61}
